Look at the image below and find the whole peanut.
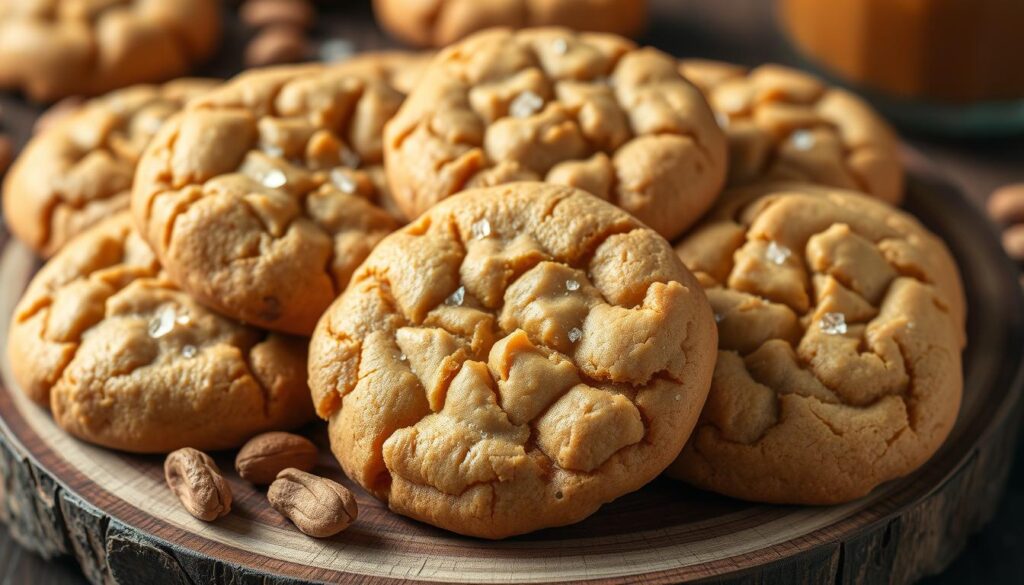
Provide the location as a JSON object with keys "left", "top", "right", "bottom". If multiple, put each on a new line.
{"left": 235, "top": 432, "right": 318, "bottom": 485}
{"left": 268, "top": 468, "right": 357, "bottom": 537}
{"left": 240, "top": 0, "right": 315, "bottom": 30}
{"left": 245, "top": 26, "right": 311, "bottom": 67}
{"left": 164, "top": 448, "right": 232, "bottom": 521}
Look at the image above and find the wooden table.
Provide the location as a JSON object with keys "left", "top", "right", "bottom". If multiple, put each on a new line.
{"left": 0, "top": 1, "right": 1022, "bottom": 583}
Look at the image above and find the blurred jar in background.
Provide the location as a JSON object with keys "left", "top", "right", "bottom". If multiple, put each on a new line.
{"left": 779, "top": 0, "right": 1024, "bottom": 134}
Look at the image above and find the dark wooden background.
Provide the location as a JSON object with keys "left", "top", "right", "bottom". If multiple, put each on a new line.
{"left": 0, "top": 0, "right": 1022, "bottom": 582}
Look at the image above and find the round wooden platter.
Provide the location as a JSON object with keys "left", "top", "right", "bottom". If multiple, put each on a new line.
{"left": 0, "top": 154, "right": 1020, "bottom": 585}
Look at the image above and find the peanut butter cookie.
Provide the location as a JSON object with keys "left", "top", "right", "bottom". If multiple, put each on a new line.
{"left": 373, "top": 0, "right": 647, "bottom": 48}
{"left": 132, "top": 54, "right": 424, "bottom": 335}
{"left": 308, "top": 183, "right": 718, "bottom": 538}
{"left": 0, "top": 0, "right": 221, "bottom": 101}
{"left": 7, "top": 214, "right": 314, "bottom": 453}
{"left": 3, "top": 79, "right": 217, "bottom": 258}
{"left": 680, "top": 60, "right": 904, "bottom": 204}
{"left": 668, "top": 182, "right": 965, "bottom": 504}
{"left": 384, "top": 28, "right": 728, "bottom": 241}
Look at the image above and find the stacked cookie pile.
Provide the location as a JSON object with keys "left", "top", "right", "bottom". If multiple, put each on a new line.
{"left": 3, "top": 25, "right": 966, "bottom": 541}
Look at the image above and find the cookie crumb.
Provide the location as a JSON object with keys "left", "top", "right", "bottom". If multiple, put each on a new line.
{"left": 714, "top": 112, "right": 730, "bottom": 129}
{"left": 509, "top": 91, "right": 544, "bottom": 119}
{"left": 818, "top": 312, "right": 848, "bottom": 335}
{"left": 765, "top": 241, "right": 791, "bottom": 265}
{"left": 552, "top": 38, "right": 569, "bottom": 55}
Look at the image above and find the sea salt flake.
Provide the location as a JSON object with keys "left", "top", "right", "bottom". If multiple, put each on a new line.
{"left": 445, "top": 286, "right": 466, "bottom": 307}
{"left": 791, "top": 129, "right": 815, "bottom": 151}
{"left": 674, "top": 394, "right": 681, "bottom": 401}
{"left": 175, "top": 313, "right": 191, "bottom": 326}
{"left": 819, "top": 312, "right": 848, "bottom": 335}
{"left": 765, "top": 241, "right": 791, "bottom": 265}
{"left": 510, "top": 91, "right": 544, "bottom": 118}
{"left": 568, "top": 327, "right": 583, "bottom": 343}
{"left": 262, "top": 144, "right": 284, "bottom": 158}
{"left": 399, "top": 353, "right": 407, "bottom": 362}
{"left": 340, "top": 147, "right": 361, "bottom": 169}
{"left": 714, "top": 111, "right": 730, "bottom": 129}
{"left": 565, "top": 279, "right": 580, "bottom": 292}
{"left": 181, "top": 344, "right": 197, "bottom": 359}
{"left": 148, "top": 306, "right": 176, "bottom": 338}
{"left": 714, "top": 313, "right": 725, "bottom": 323}
{"left": 471, "top": 218, "right": 491, "bottom": 240}
{"left": 552, "top": 38, "right": 569, "bottom": 55}
{"left": 262, "top": 169, "right": 287, "bottom": 189}
{"left": 330, "top": 169, "right": 357, "bottom": 194}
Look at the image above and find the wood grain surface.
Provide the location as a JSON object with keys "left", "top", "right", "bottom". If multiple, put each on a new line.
{"left": 0, "top": 1, "right": 1022, "bottom": 584}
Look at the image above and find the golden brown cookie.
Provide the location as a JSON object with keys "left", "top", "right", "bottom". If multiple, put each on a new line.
{"left": 131, "top": 54, "right": 426, "bottom": 335}
{"left": 679, "top": 60, "right": 905, "bottom": 205}
{"left": 3, "top": 79, "right": 218, "bottom": 258}
{"left": 383, "top": 28, "right": 728, "bottom": 241}
{"left": 667, "top": 182, "right": 966, "bottom": 504}
{"left": 0, "top": 0, "right": 221, "bottom": 102}
{"left": 373, "top": 0, "right": 647, "bottom": 48}
{"left": 7, "top": 214, "right": 313, "bottom": 453}
{"left": 308, "top": 182, "right": 718, "bottom": 538}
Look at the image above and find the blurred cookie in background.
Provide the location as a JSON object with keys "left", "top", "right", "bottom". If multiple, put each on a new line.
{"left": 130, "top": 55, "right": 427, "bottom": 335}
{"left": 3, "top": 79, "right": 219, "bottom": 257}
{"left": 373, "top": 0, "right": 647, "bottom": 48}
{"left": 0, "top": 0, "right": 221, "bottom": 102}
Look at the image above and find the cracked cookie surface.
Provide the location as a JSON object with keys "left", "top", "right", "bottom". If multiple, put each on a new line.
{"left": 680, "top": 60, "right": 904, "bottom": 205}
{"left": 3, "top": 79, "right": 218, "bottom": 258}
{"left": 668, "top": 182, "right": 965, "bottom": 504}
{"left": 373, "top": 0, "right": 647, "bottom": 48}
{"left": 131, "top": 54, "right": 427, "bottom": 335}
{"left": 383, "top": 27, "right": 728, "bottom": 241}
{"left": 7, "top": 214, "right": 313, "bottom": 453}
{"left": 0, "top": 0, "right": 220, "bottom": 101}
{"left": 308, "top": 182, "right": 718, "bottom": 539}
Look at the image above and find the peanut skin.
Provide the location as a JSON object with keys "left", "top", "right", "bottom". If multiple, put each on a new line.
{"left": 164, "top": 448, "right": 232, "bottom": 521}
{"left": 235, "top": 432, "right": 318, "bottom": 485}
{"left": 268, "top": 468, "right": 357, "bottom": 537}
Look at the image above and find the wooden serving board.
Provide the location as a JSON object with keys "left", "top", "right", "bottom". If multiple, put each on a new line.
{"left": 0, "top": 152, "right": 1020, "bottom": 585}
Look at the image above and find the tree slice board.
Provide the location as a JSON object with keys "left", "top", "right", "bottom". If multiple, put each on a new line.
{"left": 0, "top": 150, "right": 1020, "bottom": 585}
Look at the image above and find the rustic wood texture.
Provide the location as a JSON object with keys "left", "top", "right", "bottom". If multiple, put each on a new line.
{"left": 0, "top": 1, "right": 1022, "bottom": 584}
